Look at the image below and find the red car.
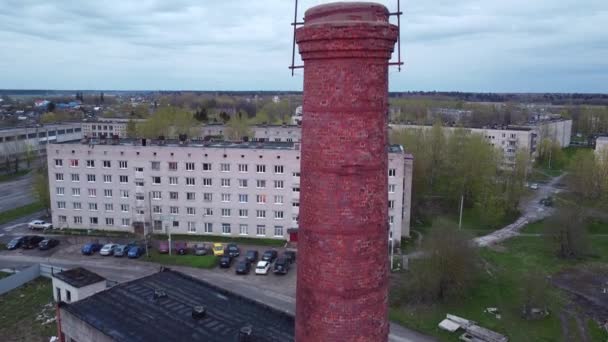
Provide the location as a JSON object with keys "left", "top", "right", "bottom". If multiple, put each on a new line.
{"left": 158, "top": 241, "right": 169, "bottom": 254}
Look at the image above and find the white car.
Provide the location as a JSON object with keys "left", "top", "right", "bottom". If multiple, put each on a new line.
{"left": 99, "top": 243, "right": 117, "bottom": 256}
{"left": 530, "top": 183, "right": 539, "bottom": 190}
{"left": 255, "top": 261, "right": 271, "bottom": 275}
{"left": 28, "top": 220, "right": 53, "bottom": 230}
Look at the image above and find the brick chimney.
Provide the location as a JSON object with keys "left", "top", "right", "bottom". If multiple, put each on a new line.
{"left": 295, "top": 2, "right": 398, "bottom": 342}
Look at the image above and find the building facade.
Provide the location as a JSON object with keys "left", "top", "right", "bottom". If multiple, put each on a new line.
{"left": 199, "top": 124, "right": 302, "bottom": 142}
{"left": 81, "top": 118, "right": 145, "bottom": 138}
{"left": 596, "top": 136, "right": 608, "bottom": 160}
{"left": 47, "top": 139, "right": 412, "bottom": 241}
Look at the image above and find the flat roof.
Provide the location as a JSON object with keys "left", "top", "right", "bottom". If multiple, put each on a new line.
{"left": 60, "top": 269, "right": 294, "bottom": 342}
{"left": 53, "top": 267, "right": 105, "bottom": 288}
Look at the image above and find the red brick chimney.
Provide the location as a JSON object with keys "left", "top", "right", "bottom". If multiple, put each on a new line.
{"left": 295, "top": 2, "right": 398, "bottom": 341}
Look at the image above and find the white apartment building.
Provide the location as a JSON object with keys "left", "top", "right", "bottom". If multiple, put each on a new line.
{"left": 47, "top": 139, "right": 413, "bottom": 242}
{"left": 0, "top": 123, "right": 82, "bottom": 160}
{"left": 81, "top": 118, "right": 145, "bottom": 138}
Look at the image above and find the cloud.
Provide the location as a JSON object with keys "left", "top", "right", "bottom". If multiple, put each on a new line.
{"left": 0, "top": 0, "right": 605, "bottom": 92}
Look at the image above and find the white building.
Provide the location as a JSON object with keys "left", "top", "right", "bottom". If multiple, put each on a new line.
{"left": 52, "top": 267, "right": 106, "bottom": 304}
{"left": 81, "top": 118, "right": 145, "bottom": 138}
{"left": 596, "top": 136, "right": 608, "bottom": 160}
{"left": 199, "top": 124, "right": 302, "bottom": 142}
{"left": 47, "top": 139, "right": 413, "bottom": 241}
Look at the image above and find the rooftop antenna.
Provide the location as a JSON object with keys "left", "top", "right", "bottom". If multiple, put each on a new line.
{"left": 289, "top": 0, "right": 404, "bottom": 75}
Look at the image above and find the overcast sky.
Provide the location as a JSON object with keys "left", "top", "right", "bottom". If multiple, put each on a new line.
{"left": 0, "top": 0, "right": 606, "bottom": 93}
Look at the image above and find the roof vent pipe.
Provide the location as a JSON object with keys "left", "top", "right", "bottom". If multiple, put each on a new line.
{"left": 192, "top": 306, "right": 206, "bottom": 320}
{"left": 238, "top": 325, "right": 252, "bottom": 342}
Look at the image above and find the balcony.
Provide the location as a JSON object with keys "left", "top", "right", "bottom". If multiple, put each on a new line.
{"left": 135, "top": 171, "right": 144, "bottom": 179}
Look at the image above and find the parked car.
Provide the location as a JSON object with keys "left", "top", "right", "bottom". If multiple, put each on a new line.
{"left": 212, "top": 243, "right": 225, "bottom": 256}
{"left": 540, "top": 196, "right": 554, "bottom": 207}
{"left": 113, "top": 245, "right": 131, "bottom": 257}
{"left": 283, "top": 250, "right": 297, "bottom": 264}
{"left": 255, "top": 260, "right": 271, "bottom": 275}
{"left": 21, "top": 235, "right": 44, "bottom": 249}
{"left": 28, "top": 220, "right": 52, "bottom": 230}
{"left": 158, "top": 241, "right": 170, "bottom": 254}
{"left": 226, "top": 243, "right": 240, "bottom": 257}
{"left": 245, "top": 250, "right": 259, "bottom": 263}
{"left": 261, "top": 250, "right": 278, "bottom": 263}
{"left": 193, "top": 243, "right": 209, "bottom": 256}
{"left": 128, "top": 246, "right": 144, "bottom": 259}
{"left": 530, "top": 183, "right": 539, "bottom": 190}
{"left": 273, "top": 258, "right": 290, "bottom": 275}
{"left": 100, "top": 243, "right": 118, "bottom": 256}
{"left": 81, "top": 242, "right": 103, "bottom": 255}
{"left": 6, "top": 236, "right": 25, "bottom": 250}
{"left": 219, "top": 255, "right": 233, "bottom": 268}
{"left": 175, "top": 242, "right": 188, "bottom": 255}
{"left": 235, "top": 259, "right": 251, "bottom": 275}
{"left": 38, "top": 238, "right": 59, "bottom": 250}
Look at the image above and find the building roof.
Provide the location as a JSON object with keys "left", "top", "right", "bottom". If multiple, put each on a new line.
{"left": 53, "top": 267, "right": 105, "bottom": 288}
{"left": 60, "top": 269, "right": 294, "bottom": 342}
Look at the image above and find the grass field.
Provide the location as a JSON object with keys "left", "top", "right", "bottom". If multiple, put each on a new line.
{"left": 142, "top": 250, "right": 218, "bottom": 269}
{"left": 152, "top": 234, "right": 285, "bottom": 247}
{"left": 0, "top": 277, "right": 56, "bottom": 341}
{"left": 46, "top": 228, "right": 135, "bottom": 239}
{"left": 390, "top": 232, "right": 608, "bottom": 341}
{"left": 0, "top": 271, "right": 11, "bottom": 279}
{"left": 0, "top": 202, "right": 44, "bottom": 226}
{"left": 521, "top": 218, "right": 608, "bottom": 235}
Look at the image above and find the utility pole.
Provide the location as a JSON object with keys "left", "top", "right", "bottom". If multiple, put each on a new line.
{"left": 146, "top": 191, "right": 152, "bottom": 258}
{"left": 458, "top": 194, "right": 464, "bottom": 230}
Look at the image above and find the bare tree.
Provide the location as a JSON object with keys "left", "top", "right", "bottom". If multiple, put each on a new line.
{"left": 33, "top": 168, "right": 50, "bottom": 215}
{"left": 543, "top": 206, "right": 590, "bottom": 259}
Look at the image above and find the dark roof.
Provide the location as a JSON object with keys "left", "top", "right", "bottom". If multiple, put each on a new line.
{"left": 60, "top": 269, "right": 294, "bottom": 342}
{"left": 53, "top": 267, "right": 105, "bottom": 288}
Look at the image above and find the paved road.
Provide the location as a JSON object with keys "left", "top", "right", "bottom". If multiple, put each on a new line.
{"left": 0, "top": 210, "right": 46, "bottom": 240}
{"left": 0, "top": 172, "right": 35, "bottom": 212}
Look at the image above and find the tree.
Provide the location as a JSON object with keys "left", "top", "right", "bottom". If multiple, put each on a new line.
{"left": 126, "top": 119, "right": 138, "bottom": 138}
{"left": 137, "top": 107, "right": 199, "bottom": 139}
{"left": 194, "top": 107, "right": 208, "bottom": 122}
{"left": 543, "top": 206, "right": 590, "bottom": 259}
{"left": 225, "top": 112, "right": 252, "bottom": 141}
{"left": 33, "top": 168, "right": 51, "bottom": 215}
{"left": 219, "top": 111, "right": 230, "bottom": 123}
{"left": 46, "top": 102, "right": 56, "bottom": 112}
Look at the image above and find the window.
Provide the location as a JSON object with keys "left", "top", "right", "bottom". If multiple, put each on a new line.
{"left": 256, "top": 225, "right": 266, "bottom": 235}
{"left": 71, "top": 174, "right": 79, "bottom": 182}
{"left": 257, "top": 194, "right": 266, "bottom": 204}
{"left": 57, "top": 201, "right": 66, "bottom": 209}
{"left": 103, "top": 175, "right": 112, "bottom": 183}
{"left": 292, "top": 201, "right": 300, "bottom": 207}
{"left": 203, "top": 193, "right": 213, "bottom": 202}
{"left": 256, "top": 180, "right": 266, "bottom": 188}
{"left": 66, "top": 290, "right": 72, "bottom": 302}
{"left": 186, "top": 177, "right": 195, "bottom": 186}
{"left": 55, "top": 159, "right": 63, "bottom": 167}
{"left": 119, "top": 175, "right": 128, "bottom": 183}
{"left": 274, "top": 195, "right": 284, "bottom": 204}
{"left": 73, "top": 216, "right": 82, "bottom": 224}
{"left": 153, "top": 205, "right": 162, "bottom": 213}
{"left": 86, "top": 160, "right": 95, "bottom": 168}
{"left": 169, "top": 176, "right": 178, "bottom": 185}
{"left": 70, "top": 159, "right": 79, "bottom": 167}
{"left": 122, "top": 218, "right": 131, "bottom": 226}
{"left": 274, "top": 165, "right": 284, "bottom": 174}
{"left": 121, "top": 204, "right": 129, "bottom": 212}
{"left": 389, "top": 168, "right": 396, "bottom": 177}
{"left": 238, "top": 179, "right": 248, "bottom": 188}
{"left": 185, "top": 162, "right": 195, "bottom": 171}
{"left": 274, "top": 211, "right": 284, "bottom": 219}
{"left": 88, "top": 203, "right": 98, "bottom": 211}
{"left": 152, "top": 176, "right": 161, "bottom": 185}
{"left": 292, "top": 172, "right": 300, "bottom": 177}
{"left": 73, "top": 202, "right": 82, "bottom": 210}
{"left": 88, "top": 188, "right": 96, "bottom": 197}
{"left": 388, "top": 184, "right": 396, "bottom": 193}
{"left": 239, "top": 209, "right": 248, "bottom": 218}
{"left": 152, "top": 191, "right": 162, "bottom": 200}
{"left": 170, "top": 206, "right": 179, "bottom": 214}
{"left": 173, "top": 221, "right": 179, "bottom": 228}
{"left": 136, "top": 194, "right": 144, "bottom": 201}
{"left": 203, "top": 178, "right": 212, "bottom": 186}
{"left": 188, "top": 222, "right": 196, "bottom": 233}
{"left": 105, "top": 203, "right": 113, "bottom": 211}
{"left": 256, "top": 164, "right": 266, "bottom": 173}
{"left": 388, "top": 200, "right": 395, "bottom": 209}
{"left": 56, "top": 187, "right": 65, "bottom": 195}
{"left": 55, "top": 173, "right": 64, "bottom": 181}
{"left": 166, "top": 162, "right": 177, "bottom": 171}
{"left": 106, "top": 218, "right": 114, "bottom": 226}
{"left": 204, "top": 208, "right": 213, "bottom": 216}
{"left": 87, "top": 174, "right": 96, "bottom": 182}
{"left": 220, "top": 163, "right": 230, "bottom": 172}
{"left": 103, "top": 160, "right": 111, "bottom": 168}
{"left": 167, "top": 191, "right": 177, "bottom": 200}
{"left": 222, "top": 223, "right": 231, "bottom": 234}
{"left": 90, "top": 217, "right": 99, "bottom": 225}
{"left": 186, "top": 192, "right": 195, "bottom": 200}
{"left": 292, "top": 186, "right": 300, "bottom": 192}
{"left": 238, "top": 194, "right": 248, "bottom": 203}
{"left": 204, "top": 222, "right": 213, "bottom": 233}
{"left": 221, "top": 178, "right": 230, "bottom": 187}
{"left": 238, "top": 164, "right": 248, "bottom": 172}
{"left": 202, "top": 163, "right": 212, "bottom": 171}
{"left": 274, "top": 180, "right": 284, "bottom": 189}
{"left": 119, "top": 160, "right": 128, "bottom": 169}
{"left": 221, "top": 208, "right": 231, "bottom": 217}
{"left": 120, "top": 190, "right": 129, "bottom": 198}
{"left": 389, "top": 216, "right": 394, "bottom": 225}
{"left": 239, "top": 224, "right": 248, "bottom": 235}
{"left": 72, "top": 188, "right": 80, "bottom": 196}
{"left": 153, "top": 220, "right": 163, "bottom": 231}
{"left": 58, "top": 215, "right": 67, "bottom": 223}
{"left": 151, "top": 161, "right": 160, "bottom": 170}
{"left": 187, "top": 207, "right": 195, "bottom": 215}
{"left": 256, "top": 210, "right": 266, "bottom": 218}
{"left": 221, "top": 193, "right": 231, "bottom": 202}
{"left": 274, "top": 225, "right": 284, "bottom": 237}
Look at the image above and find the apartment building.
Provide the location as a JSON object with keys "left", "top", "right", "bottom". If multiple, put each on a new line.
{"left": 47, "top": 139, "right": 413, "bottom": 242}
{"left": 199, "top": 124, "right": 302, "bottom": 142}
{"left": 81, "top": 118, "right": 145, "bottom": 138}
{"left": 0, "top": 123, "right": 82, "bottom": 164}
{"left": 596, "top": 136, "right": 608, "bottom": 160}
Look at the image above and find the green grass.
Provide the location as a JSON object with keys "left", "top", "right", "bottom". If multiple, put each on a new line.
{"left": 521, "top": 218, "right": 608, "bottom": 235}
{"left": 46, "top": 228, "right": 136, "bottom": 239}
{"left": 588, "top": 319, "right": 608, "bottom": 341}
{"left": 0, "top": 169, "right": 30, "bottom": 183}
{"left": 0, "top": 277, "right": 55, "bottom": 341}
{"left": 520, "top": 220, "right": 545, "bottom": 234}
{"left": 152, "top": 234, "right": 285, "bottom": 247}
{"left": 0, "top": 271, "right": 12, "bottom": 279}
{"left": 142, "top": 250, "right": 218, "bottom": 269}
{"left": 390, "top": 234, "right": 608, "bottom": 341}
{"left": 0, "top": 202, "right": 44, "bottom": 225}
